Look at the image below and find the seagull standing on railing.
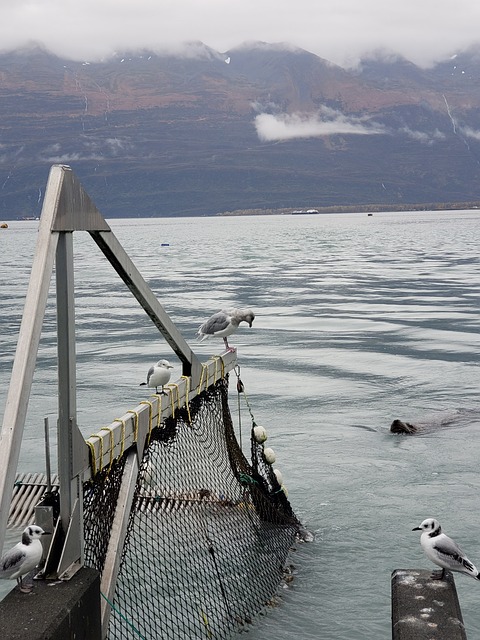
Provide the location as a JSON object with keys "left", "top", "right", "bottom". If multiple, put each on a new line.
{"left": 413, "top": 517, "right": 480, "bottom": 580}
{"left": 197, "top": 308, "right": 255, "bottom": 351}
{"left": 140, "top": 359, "right": 174, "bottom": 394}
{"left": 0, "top": 525, "right": 46, "bottom": 592}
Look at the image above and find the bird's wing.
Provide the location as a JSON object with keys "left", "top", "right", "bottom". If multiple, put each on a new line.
{"left": 433, "top": 539, "right": 477, "bottom": 573}
{"left": 145, "top": 366, "right": 155, "bottom": 384}
{"left": 198, "top": 311, "right": 231, "bottom": 336}
{"left": 0, "top": 547, "right": 25, "bottom": 576}
{"left": 433, "top": 534, "right": 467, "bottom": 564}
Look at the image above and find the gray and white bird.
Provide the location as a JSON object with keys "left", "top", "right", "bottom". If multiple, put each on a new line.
{"left": 140, "top": 359, "right": 173, "bottom": 394}
{"left": 413, "top": 517, "right": 480, "bottom": 580}
{"left": 0, "top": 525, "right": 46, "bottom": 592}
{"left": 197, "top": 308, "right": 255, "bottom": 351}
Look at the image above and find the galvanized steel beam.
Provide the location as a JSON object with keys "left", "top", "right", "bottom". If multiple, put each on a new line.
{"left": 100, "top": 450, "right": 139, "bottom": 636}
{"left": 0, "top": 168, "right": 61, "bottom": 556}
{"left": 89, "top": 229, "right": 202, "bottom": 384}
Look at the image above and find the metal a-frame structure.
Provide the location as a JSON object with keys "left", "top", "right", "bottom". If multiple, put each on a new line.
{"left": 0, "top": 165, "right": 236, "bottom": 625}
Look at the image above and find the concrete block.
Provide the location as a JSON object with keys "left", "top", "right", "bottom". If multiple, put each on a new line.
{"left": 392, "top": 569, "right": 467, "bottom": 640}
{"left": 0, "top": 566, "right": 101, "bottom": 640}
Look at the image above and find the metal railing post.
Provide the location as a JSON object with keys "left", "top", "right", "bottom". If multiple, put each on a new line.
{"left": 56, "top": 231, "right": 79, "bottom": 536}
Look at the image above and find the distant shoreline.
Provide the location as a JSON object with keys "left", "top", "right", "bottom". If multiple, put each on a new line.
{"left": 5, "top": 201, "right": 480, "bottom": 222}
{"left": 216, "top": 202, "right": 480, "bottom": 216}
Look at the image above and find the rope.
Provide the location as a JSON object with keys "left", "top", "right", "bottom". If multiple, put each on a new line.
{"left": 88, "top": 418, "right": 125, "bottom": 477}
{"left": 196, "top": 363, "right": 209, "bottom": 394}
{"left": 212, "top": 355, "right": 225, "bottom": 383}
{"left": 153, "top": 393, "right": 163, "bottom": 428}
{"left": 200, "top": 609, "right": 213, "bottom": 639}
{"left": 86, "top": 439, "right": 97, "bottom": 477}
{"left": 234, "top": 365, "right": 243, "bottom": 449}
{"left": 207, "top": 537, "right": 234, "bottom": 622}
{"left": 238, "top": 473, "right": 258, "bottom": 486}
{"left": 181, "top": 375, "right": 192, "bottom": 424}
{"left": 238, "top": 376, "right": 256, "bottom": 424}
{"left": 165, "top": 383, "right": 180, "bottom": 418}
{"left": 102, "top": 426, "right": 116, "bottom": 474}
{"left": 196, "top": 359, "right": 226, "bottom": 396}
{"left": 100, "top": 591, "right": 147, "bottom": 639}
{"left": 139, "top": 400, "right": 154, "bottom": 443}
{"left": 126, "top": 409, "right": 139, "bottom": 441}
{"left": 113, "top": 417, "right": 127, "bottom": 458}
{"left": 88, "top": 433, "right": 104, "bottom": 476}
{"left": 234, "top": 364, "right": 257, "bottom": 447}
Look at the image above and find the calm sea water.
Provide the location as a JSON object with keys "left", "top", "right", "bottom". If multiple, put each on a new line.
{"left": 1, "top": 211, "right": 480, "bottom": 639}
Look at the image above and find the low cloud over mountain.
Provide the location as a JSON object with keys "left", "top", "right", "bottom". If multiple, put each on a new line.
{"left": 254, "top": 107, "right": 386, "bottom": 142}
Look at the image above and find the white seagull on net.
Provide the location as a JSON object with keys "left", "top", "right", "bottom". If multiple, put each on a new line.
{"left": 197, "top": 308, "right": 255, "bottom": 352}
{"left": 413, "top": 517, "right": 480, "bottom": 581}
{"left": 140, "top": 359, "right": 174, "bottom": 394}
{"left": 0, "top": 525, "right": 46, "bottom": 592}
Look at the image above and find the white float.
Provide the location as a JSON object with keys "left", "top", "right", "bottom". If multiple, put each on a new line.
{"left": 263, "top": 447, "right": 276, "bottom": 464}
{"left": 273, "top": 468, "right": 283, "bottom": 486}
{"left": 253, "top": 425, "right": 267, "bottom": 443}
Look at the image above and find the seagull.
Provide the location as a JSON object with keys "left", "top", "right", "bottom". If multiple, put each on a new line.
{"left": 197, "top": 308, "right": 255, "bottom": 351}
{"left": 140, "top": 359, "right": 173, "bottom": 394}
{"left": 0, "top": 525, "right": 46, "bottom": 592}
{"left": 413, "top": 517, "right": 480, "bottom": 580}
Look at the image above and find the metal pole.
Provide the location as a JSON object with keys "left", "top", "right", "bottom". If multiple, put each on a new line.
{"left": 55, "top": 231, "right": 79, "bottom": 537}
{"left": 90, "top": 229, "right": 202, "bottom": 384}
{"left": 44, "top": 417, "right": 52, "bottom": 494}
{"left": 0, "top": 167, "right": 61, "bottom": 556}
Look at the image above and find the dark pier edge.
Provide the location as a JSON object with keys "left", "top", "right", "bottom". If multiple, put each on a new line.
{"left": 392, "top": 569, "right": 467, "bottom": 640}
{"left": 0, "top": 567, "right": 101, "bottom": 640}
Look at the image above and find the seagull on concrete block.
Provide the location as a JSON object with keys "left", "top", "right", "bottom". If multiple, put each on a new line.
{"left": 413, "top": 517, "right": 480, "bottom": 580}
{"left": 197, "top": 308, "right": 255, "bottom": 351}
{"left": 140, "top": 359, "right": 174, "bottom": 394}
{"left": 0, "top": 525, "right": 46, "bottom": 592}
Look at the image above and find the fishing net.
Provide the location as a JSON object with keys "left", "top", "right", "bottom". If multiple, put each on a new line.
{"left": 83, "top": 376, "right": 302, "bottom": 640}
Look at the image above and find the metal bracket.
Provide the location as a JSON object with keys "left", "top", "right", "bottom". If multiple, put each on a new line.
{"left": 57, "top": 498, "right": 82, "bottom": 580}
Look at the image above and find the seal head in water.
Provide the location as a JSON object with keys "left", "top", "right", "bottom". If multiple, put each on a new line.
{"left": 390, "top": 419, "right": 418, "bottom": 434}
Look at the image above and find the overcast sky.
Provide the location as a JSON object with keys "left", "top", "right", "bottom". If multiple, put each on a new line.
{"left": 1, "top": 0, "right": 479, "bottom": 68}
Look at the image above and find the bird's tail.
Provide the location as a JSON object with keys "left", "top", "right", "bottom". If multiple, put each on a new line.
{"left": 462, "top": 557, "right": 479, "bottom": 579}
{"left": 140, "top": 382, "right": 146, "bottom": 386}
{"left": 197, "top": 332, "right": 209, "bottom": 342}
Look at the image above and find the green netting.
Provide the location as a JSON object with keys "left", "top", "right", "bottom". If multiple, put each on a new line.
{"left": 84, "top": 376, "right": 301, "bottom": 640}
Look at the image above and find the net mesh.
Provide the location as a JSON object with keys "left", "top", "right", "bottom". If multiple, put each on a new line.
{"left": 83, "top": 376, "right": 301, "bottom": 640}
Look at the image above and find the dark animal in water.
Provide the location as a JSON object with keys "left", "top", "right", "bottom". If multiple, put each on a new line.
{"left": 390, "top": 419, "right": 418, "bottom": 434}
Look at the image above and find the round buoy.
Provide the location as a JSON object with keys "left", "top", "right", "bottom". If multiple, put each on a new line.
{"left": 253, "top": 425, "right": 267, "bottom": 443}
{"left": 263, "top": 447, "right": 276, "bottom": 464}
{"left": 273, "top": 468, "right": 283, "bottom": 485}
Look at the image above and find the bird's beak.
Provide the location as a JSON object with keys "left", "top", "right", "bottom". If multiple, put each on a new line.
{"left": 412, "top": 526, "right": 421, "bottom": 531}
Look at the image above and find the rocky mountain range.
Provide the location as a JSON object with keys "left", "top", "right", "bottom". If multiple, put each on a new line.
{"left": 1, "top": 42, "right": 480, "bottom": 218}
